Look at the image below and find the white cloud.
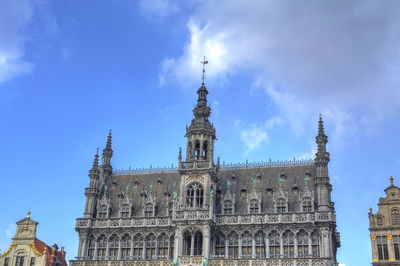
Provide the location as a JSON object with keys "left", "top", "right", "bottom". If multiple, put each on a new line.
{"left": 138, "top": 0, "right": 180, "bottom": 19}
{"left": 240, "top": 125, "right": 269, "bottom": 155}
{"left": 158, "top": 0, "right": 400, "bottom": 145}
{"left": 0, "top": 0, "right": 55, "bottom": 86}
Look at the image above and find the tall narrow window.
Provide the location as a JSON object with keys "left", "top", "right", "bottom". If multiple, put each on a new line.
{"left": 297, "top": 230, "right": 309, "bottom": 257}
{"left": 133, "top": 234, "right": 144, "bottom": 259}
{"left": 311, "top": 231, "right": 320, "bottom": 257}
{"left": 194, "top": 140, "right": 200, "bottom": 160}
{"left": 249, "top": 199, "right": 260, "bottom": 214}
{"left": 145, "top": 234, "right": 156, "bottom": 259}
{"left": 97, "top": 235, "right": 107, "bottom": 259}
{"left": 120, "top": 204, "right": 130, "bottom": 218}
{"left": 202, "top": 141, "right": 208, "bottom": 159}
{"left": 29, "top": 258, "right": 35, "bottom": 266}
{"left": 4, "top": 258, "right": 9, "bottom": 266}
{"left": 241, "top": 231, "right": 252, "bottom": 258}
{"left": 215, "top": 233, "right": 225, "bottom": 257}
{"left": 268, "top": 231, "right": 280, "bottom": 258}
{"left": 394, "top": 235, "right": 400, "bottom": 260}
{"left": 87, "top": 235, "right": 95, "bottom": 259}
{"left": 196, "top": 184, "right": 204, "bottom": 208}
{"left": 15, "top": 256, "right": 24, "bottom": 266}
{"left": 224, "top": 200, "right": 233, "bottom": 214}
{"left": 168, "top": 202, "right": 174, "bottom": 216}
{"left": 98, "top": 205, "right": 107, "bottom": 218}
{"left": 377, "top": 216, "right": 383, "bottom": 226}
{"left": 186, "top": 182, "right": 203, "bottom": 208}
{"left": 302, "top": 197, "right": 312, "bottom": 212}
{"left": 169, "top": 236, "right": 174, "bottom": 259}
{"left": 158, "top": 234, "right": 169, "bottom": 259}
{"left": 183, "top": 231, "right": 191, "bottom": 256}
{"left": 188, "top": 141, "right": 192, "bottom": 160}
{"left": 228, "top": 232, "right": 239, "bottom": 258}
{"left": 194, "top": 231, "right": 203, "bottom": 256}
{"left": 392, "top": 209, "right": 400, "bottom": 225}
{"left": 282, "top": 230, "right": 294, "bottom": 258}
{"left": 121, "top": 234, "right": 131, "bottom": 260}
{"left": 108, "top": 235, "right": 119, "bottom": 259}
{"left": 276, "top": 198, "right": 286, "bottom": 213}
{"left": 377, "top": 236, "right": 389, "bottom": 260}
{"left": 255, "top": 231, "right": 265, "bottom": 258}
{"left": 144, "top": 203, "right": 153, "bottom": 217}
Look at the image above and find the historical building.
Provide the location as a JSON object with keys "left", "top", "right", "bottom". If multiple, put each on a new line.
{"left": 71, "top": 78, "right": 340, "bottom": 266}
{"left": 369, "top": 177, "right": 400, "bottom": 265}
{"left": 0, "top": 212, "right": 67, "bottom": 266}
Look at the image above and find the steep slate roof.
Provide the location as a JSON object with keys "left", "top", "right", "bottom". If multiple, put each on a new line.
{"left": 103, "top": 162, "right": 316, "bottom": 218}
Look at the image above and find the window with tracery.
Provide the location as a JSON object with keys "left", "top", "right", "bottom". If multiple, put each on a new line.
{"left": 377, "top": 236, "right": 389, "bottom": 260}
{"left": 282, "top": 230, "right": 294, "bottom": 258}
{"left": 144, "top": 203, "right": 154, "bottom": 217}
{"left": 215, "top": 233, "right": 225, "bottom": 257}
{"left": 169, "top": 236, "right": 174, "bottom": 259}
{"left": 97, "top": 235, "right": 107, "bottom": 258}
{"left": 108, "top": 235, "right": 119, "bottom": 259}
{"left": 394, "top": 235, "right": 400, "bottom": 260}
{"left": 202, "top": 141, "right": 208, "bottom": 159}
{"left": 241, "top": 231, "right": 252, "bottom": 258}
{"left": 311, "top": 231, "right": 320, "bottom": 257}
{"left": 224, "top": 200, "right": 233, "bottom": 214}
{"left": 249, "top": 199, "right": 260, "bottom": 214}
{"left": 392, "top": 209, "right": 400, "bottom": 225}
{"left": 98, "top": 205, "right": 107, "bottom": 219}
{"left": 276, "top": 198, "right": 286, "bottom": 213}
{"left": 186, "top": 182, "right": 204, "bottom": 208}
{"left": 194, "top": 140, "right": 200, "bottom": 160}
{"left": 297, "top": 230, "right": 309, "bottom": 257}
{"left": 121, "top": 234, "right": 131, "bottom": 259}
{"left": 132, "top": 234, "right": 144, "bottom": 259}
{"left": 228, "top": 232, "right": 239, "bottom": 258}
{"left": 145, "top": 234, "right": 156, "bottom": 259}
{"left": 255, "top": 231, "right": 265, "bottom": 258}
{"left": 120, "top": 204, "right": 130, "bottom": 218}
{"left": 268, "top": 231, "right": 280, "bottom": 258}
{"left": 302, "top": 197, "right": 312, "bottom": 212}
{"left": 158, "top": 233, "right": 169, "bottom": 259}
{"left": 194, "top": 231, "right": 203, "bottom": 256}
{"left": 87, "top": 235, "right": 95, "bottom": 259}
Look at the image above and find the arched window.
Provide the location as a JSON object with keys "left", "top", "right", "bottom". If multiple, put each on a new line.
{"left": 392, "top": 209, "right": 400, "bottom": 225}
{"left": 145, "top": 234, "right": 156, "bottom": 259}
{"left": 241, "top": 231, "right": 252, "bottom": 258}
{"left": 186, "top": 182, "right": 204, "bottom": 208}
{"left": 194, "top": 140, "right": 200, "bottom": 160}
{"left": 194, "top": 231, "right": 203, "bottom": 256}
{"left": 168, "top": 202, "right": 174, "bottom": 216}
{"left": 276, "top": 198, "right": 286, "bottom": 213}
{"left": 228, "top": 232, "right": 239, "bottom": 258}
{"left": 98, "top": 205, "right": 107, "bottom": 219}
{"left": 188, "top": 141, "right": 192, "bottom": 160}
{"left": 109, "top": 234, "right": 119, "bottom": 259}
{"left": 215, "top": 233, "right": 225, "bottom": 257}
{"left": 121, "top": 234, "right": 131, "bottom": 259}
{"left": 268, "top": 231, "right": 280, "bottom": 258}
{"left": 297, "top": 230, "right": 309, "bottom": 257}
{"left": 158, "top": 233, "right": 169, "bottom": 259}
{"left": 311, "top": 231, "right": 320, "bottom": 257}
{"left": 97, "top": 235, "right": 107, "bottom": 259}
{"left": 120, "top": 204, "right": 130, "bottom": 218}
{"left": 224, "top": 200, "right": 234, "bottom": 214}
{"left": 183, "top": 231, "right": 191, "bottom": 256}
{"left": 302, "top": 197, "right": 312, "bottom": 212}
{"left": 282, "top": 230, "right": 294, "bottom": 258}
{"left": 249, "top": 199, "right": 260, "bottom": 214}
{"left": 377, "top": 216, "right": 383, "bottom": 226}
{"left": 255, "top": 231, "right": 265, "bottom": 258}
{"left": 377, "top": 236, "right": 389, "bottom": 260}
{"left": 144, "top": 203, "right": 153, "bottom": 217}
{"left": 132, "top": 234, "right": 144, "bottom": 259}
{"left": 87, "top": 235, "right": 95, "bottom": 259}
{"left": 202, "top": 141, "right": 208, "bottom": 159}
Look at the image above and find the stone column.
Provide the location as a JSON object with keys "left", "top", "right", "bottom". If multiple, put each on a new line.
{"left": 370, "top": 235, "right": 378, "bottom": 263}
{"left": 294, "top": 236, "right": 298, "bottom": 258}
{"left": 94, "top": 241, "right": 98, "bottom": 259}
{"left": 308, "top": 234, "right": 312, "bottom": 257}
{"left": 225, "top": 238, "right": 229, "bottom": 259}
{"left": 190, "top": 233, "right": 195, "bottom": 256}
{"left": 130, "top": 240, "right": 134, "bottom": 260}
{"left": 265, "top": 238, "right": 269, "bottom": 258}
{"left": 106, "top": 241, "right": 110, "bottom": 258}
{"left": 174, "top": 228, "right": 181, "bottom": 258}
{"left": 238, "top": 236, "right": 242, "bottom": 258}
{"left": 321, "top": 229, "right": 330, "bottom": 258}
{"left": 118, "top": 240, "right": 122, "bottom": 259}
{"left": 142, "top": 239, "right": 146, "bottom": 259}
{"left": 204, "top": 231, "right": 210, "bottom": 258}
{"left": 280, "top": 234, "right": 283, "bottom": 258}
{"left": 252, "top": 237, "right": 256, "bottom": 258}
{"left": 388, "top": 234, "right": 395, "bottom": 262}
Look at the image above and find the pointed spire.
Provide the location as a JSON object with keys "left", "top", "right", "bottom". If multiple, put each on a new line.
{"left": 92, "top": 148, "right": 99, "bottom": 170}
{"left": 318, "top": 113, "right": 325, "bottom": 136}
{"left": 102, "top": 130, "right": 113, "bottom": 166}
{"left": 316, "top": 114, "right": 328, "bottom": 154}
{"left": 178, "top": 147, "right": 182, "bottom": 162}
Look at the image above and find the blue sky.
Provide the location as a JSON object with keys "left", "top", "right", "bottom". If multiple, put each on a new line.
{"left": 1, "top": 0, "right": 400, "bottom": 265}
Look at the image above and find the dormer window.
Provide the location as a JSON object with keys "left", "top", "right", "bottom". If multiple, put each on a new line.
{"left": 186, "top": 182, "right": 204, "bottom": 208}
{"left": 377, "top": 216, "right": 383, "bottom": 226}
{"left": 144, "top": 203, "right": 154, "bottom": 217}
{"left": 249, "top": 199, "right": 260, "bottom": 214}
{"left": 98, "top": 205, "right": 107, "bottom": 219}
{"left": 120, "top": 204, "right": 130, "bottom": 218}
{"left": 302, "top": 197, "right": 313, "bottom": 212}
{"left": 276, "top": 198, "right": 287, "bottom": 213}
{"left": 392, "top": 209, "right": 400, "bottom": 225}
{"left": 224, "top": 200, "right": 234, "bottom": 214}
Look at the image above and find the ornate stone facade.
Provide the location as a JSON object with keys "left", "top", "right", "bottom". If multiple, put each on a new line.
{"left": 70, "top": 82, "right": 340, "bottom": 266}
{"left": 369, "top": 177, "right": 400, "bottom": 265}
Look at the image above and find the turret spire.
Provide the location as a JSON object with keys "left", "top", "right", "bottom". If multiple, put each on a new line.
{"left": 102, "top": 130, "right": 113, "bottom": 166}
{"left": 316, "top": 114, "right": 328, "bottom": 155}
{"left": 92, "top": 148, "right": 99, "bottom": 170}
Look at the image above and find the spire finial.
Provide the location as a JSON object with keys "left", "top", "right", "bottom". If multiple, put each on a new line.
{"left": 318, "top": 114, "right": 325, "bottom": 136}
{"left": 390, "top": 176, "right": 394, "bottom": 186}
{"left": 27, "top": 210, "right": 31, "bottom": 219}
{"left": 92, "top": 148, "right": 99, "bottom": 170}
{"left": 178, "top": 147, "right": 182, "bottom": 162}
{"left": 106, "top": 130, "right": 112, "bottom": 149}
{"left": 200, "top": 56, "right": 208, "bottom": 85}
{"left": 102, "top": 130, "right": 113, "bottom": 166}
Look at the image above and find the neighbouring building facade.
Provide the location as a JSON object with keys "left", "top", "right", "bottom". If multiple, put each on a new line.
{"left": 0, "top": 212, "right": 67, "bottom": 266}
{"left": 70, "top": 80, "right": 340, "bottom": 266}
{"left": 369, "top": 177, "right": 400, "bottom": 265}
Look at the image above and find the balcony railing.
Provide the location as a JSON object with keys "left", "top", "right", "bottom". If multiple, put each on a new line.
{"left": 76, "top": 217, "right": 172, "bottom": 228}
{"left": 174, "top": 210, "right": 210, "bottom": 220}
